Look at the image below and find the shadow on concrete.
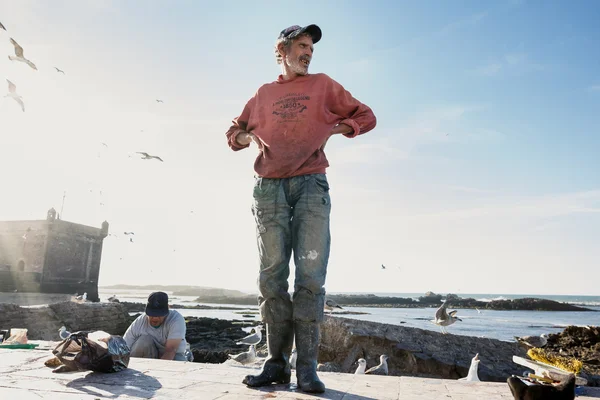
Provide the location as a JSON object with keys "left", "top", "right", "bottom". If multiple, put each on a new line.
{"left": 246, "top": 382, "right": 378, "bottom": 400}
{"left": 66, "top": 368, "right": 162, "bottom": 398}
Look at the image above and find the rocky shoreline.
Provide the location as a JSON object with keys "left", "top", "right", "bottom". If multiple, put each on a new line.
{"left": 119, "top": 301, "right": 369, "bottom": 316}
{"left": 1, "top": 301, "right": 597, "bottom": 385}
{"left": 179, "top": 314, "right": 600, "bottom": 386}
{"left": 185, "top": 292, "right": 594, "bottom": 312}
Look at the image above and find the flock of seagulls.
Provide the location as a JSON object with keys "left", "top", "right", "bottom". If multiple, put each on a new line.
{"left": 0, "top": 19, "right": 166, "bottom": 168}
{"left": 1, "top": 21, "right": 45, "bottom": 112}
{"left": 227, "top": 325, "right": 263, "bottom": 366}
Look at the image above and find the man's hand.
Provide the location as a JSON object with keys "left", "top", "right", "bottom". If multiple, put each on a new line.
{"left": 160, "top": 338, "right": 182, "bottom": 361}
{"left": 320, "top": 123, "right": 353, "bottom": 151}
{"left": 235, "top": 131, "right": 262, "bottom": 148}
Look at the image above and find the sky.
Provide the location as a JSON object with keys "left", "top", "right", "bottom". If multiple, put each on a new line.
{"left": 0, "top": 0, "right": 598, "bottom": 296}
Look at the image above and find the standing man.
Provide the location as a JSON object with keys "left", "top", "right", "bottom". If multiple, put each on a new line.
{"left": 225, "top": 24, "right": 376, "bottom": 393}
{"left": 123, "top": 291, "right": 188, "bottom": 361}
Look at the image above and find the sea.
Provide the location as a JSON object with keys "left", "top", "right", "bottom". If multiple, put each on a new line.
{"left": 99, "top": 288, "right": 600, "bottom": 343}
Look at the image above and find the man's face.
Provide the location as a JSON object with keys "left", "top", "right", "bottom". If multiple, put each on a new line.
{"left": 283, "top": 35, "right": 314, "bottom": 76}
{"left": 147, "top": 315, "right": 166, "bottom": 327}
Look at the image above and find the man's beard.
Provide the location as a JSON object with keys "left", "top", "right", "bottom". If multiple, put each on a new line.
{"left": 286, "top": 55, "right": 310, "bottom": 75}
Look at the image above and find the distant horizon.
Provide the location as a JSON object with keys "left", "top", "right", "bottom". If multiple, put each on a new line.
{"left": 98, "top": 284, "right": 599, "bottom": 298}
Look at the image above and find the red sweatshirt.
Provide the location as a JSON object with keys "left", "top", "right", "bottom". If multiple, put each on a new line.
{"left": 225, "top": 73, "right": 376, "bottom": 178}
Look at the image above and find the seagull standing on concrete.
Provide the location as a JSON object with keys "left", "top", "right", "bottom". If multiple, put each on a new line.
{"left": 8, "top": 38, "right": 37, "bottom": 70}
{"left": 5, "top": 79, "right": 24, "bottom": 112}
{"left": 228, "top": 344, "right": 256, "bottom": 365}
{"left": 324, "top": 299, "right": 343, "bottom": 312}
{"left": 236, "top": 325, "right": 263, "bottom": 346}
{"left": 365, "top": 354, "right": 389, "bottom": 375}
{"left": 458, "top": 353, "right": 480, "bottom": 382}
{"left": 433, "top": 299, "right": 462, "bottom": 334}
{"left": 514, "top": 334, "right": 548, "bottom": 349}
{"left": 58, "top": 326, "right": 71, "bottom": 340}
{"left": 355, "top": 358, "right": 367, "bottom": 374}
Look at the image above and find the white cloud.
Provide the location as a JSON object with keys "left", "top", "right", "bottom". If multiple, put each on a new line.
{"left": 328, "top": 105, "right": 498, "bottom": 165}
{"left": 405, "top": 189, "right": 600, "bottom": 222}
{"left": 587, "top": 85, "right": 600, "bottom": 92}
{"left": 474, "top": 52, "right": 545, "bottom": 77}
{"left": 474, "top": 63, "right": 503, "bottom": 76}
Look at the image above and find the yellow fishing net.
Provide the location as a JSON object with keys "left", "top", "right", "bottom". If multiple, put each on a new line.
{"left": 527, "top": 348, "right": 583, "bottom": 374}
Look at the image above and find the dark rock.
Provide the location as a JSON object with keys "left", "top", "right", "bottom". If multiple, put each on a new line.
{"left": 545, "top": 325, "right": 600, "bottom": 386}
{"left": 118, "top": 301, "right": 249, "bottom": 313}
{"left": 318, "top": 316, "right": 528, "bottom": 382}
{"left": 419, "top": 292, "right": 443, "bottom": 304}
{"left": 184, "top": 317, "right": 264, "bottom": 364}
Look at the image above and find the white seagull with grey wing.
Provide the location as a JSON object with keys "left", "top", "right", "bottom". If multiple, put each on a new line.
{"left": 433, "top": 299, "right": 462, "bottom": 334}
{"left": 228, "top": 344, "right": 256, "bottom": 365}
{"left": 8, "top": 38, "right": 37, "bottom": 70}
{"left": 324, "top": 298, "right": 343, "bottom": 312}
{"left": 365, "top": 354, "right": 389, "bottom": 375}
{"left": 58, "top": 326, "right": 71, "bottom": 340}
{"left": 458, "top": 353, "right": 480, "bottom": 382}
{"left": 354, "top": 358, "right": 367, "bottom": 374}
{"left": 236, "top": 325, "right": 263, "bottom": 346}
{"left": 514, "top": 334, "right": 548, "bottom": 349}
{"left": 5, "top": 79, "right": 24, "bottom": 112}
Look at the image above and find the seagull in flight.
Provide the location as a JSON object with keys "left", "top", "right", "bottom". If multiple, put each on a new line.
{"left": 8, "top": 38, "right": 37, "bottom": 70}
{"left": 433, "top": 299, "right": 462, "bottom": 334}
{"left": 5, "top": 79, "right": 24, "bottom": 112}
{"left": 54, "top": 67, "right": 65, "bottom": 74}
{"left": 156, "top": 99, "right": 163, "bottom": 103}
{"left": 136, "top": 152, "right": 163, "bottom": 162}
{"left": 0, "top": 21, "right": 6, "bottom": 31}
{"left": 123, "top": 232, "right": 135, "bottom": 236}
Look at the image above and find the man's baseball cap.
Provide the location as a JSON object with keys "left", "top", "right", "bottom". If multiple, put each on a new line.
{"left": 145, "top": 291, "right": 169, "bottom": 317}
{"left": 278, "top": 24, "right": 322, "bottom": 44}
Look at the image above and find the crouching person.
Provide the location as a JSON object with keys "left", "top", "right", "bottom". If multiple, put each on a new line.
{"left": 123, "top": 291, "right": 188, "bottom": 361}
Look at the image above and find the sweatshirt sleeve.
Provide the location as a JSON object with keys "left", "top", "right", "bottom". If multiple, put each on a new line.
{"left": 123, "top": 315, "right": 141, "bottom": 349}
{"left": 225, "top": 95, "right": 256, "bottom": 151}
{"left": 326, "top": 76, "right": 377, "bottom": 138}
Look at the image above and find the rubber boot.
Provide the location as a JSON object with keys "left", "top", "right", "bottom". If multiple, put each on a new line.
{"left": 294, "top": 321, "right": 326, "bottom": 393}
{"left": 242, "top": 321, "right": 294, "bottom": 387}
